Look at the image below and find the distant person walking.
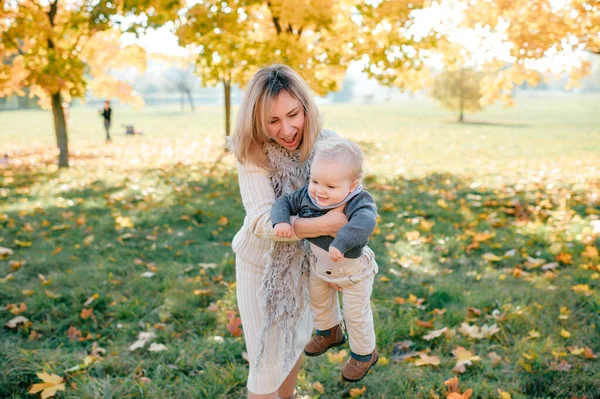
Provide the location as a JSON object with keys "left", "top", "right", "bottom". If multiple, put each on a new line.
{"left": 101, "top": 100, "right": 112, "bottom": 142}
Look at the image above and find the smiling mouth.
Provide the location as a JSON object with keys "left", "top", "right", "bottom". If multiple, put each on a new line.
{"left": 282, "top": 132, "right": 297, "bottom": 145}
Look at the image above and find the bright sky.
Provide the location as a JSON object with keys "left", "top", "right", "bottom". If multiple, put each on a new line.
{"left": 121, "top": 2, "right": 585, "bottom": 74}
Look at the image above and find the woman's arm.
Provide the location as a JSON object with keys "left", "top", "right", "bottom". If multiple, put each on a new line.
{"left": 292, "top": 207, "right": 348, "bottom": 239}
{"left": 237, "top": 161, "right": 300, "bottom": 242}
{"left": 237, "top": 161, "right": 348, "bottom": 241}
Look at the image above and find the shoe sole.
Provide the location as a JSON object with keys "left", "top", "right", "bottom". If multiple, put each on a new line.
{"left": 341, "top": 354, "right": 379, "bottom": 383}
{"left": 304, "top": 335, "right": 347, "bottom": 357}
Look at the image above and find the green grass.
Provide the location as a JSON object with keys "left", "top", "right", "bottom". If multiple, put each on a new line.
{"left": 1, "top": 93, "right": 600, "bottom": 399}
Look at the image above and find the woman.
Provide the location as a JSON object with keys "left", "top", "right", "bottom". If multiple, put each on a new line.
{"left": 230, "top": 64, "right": 347, "bottom": 399}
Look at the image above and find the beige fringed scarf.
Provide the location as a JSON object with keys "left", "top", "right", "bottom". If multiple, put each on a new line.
{"left": 254, "top": 129, "right": 335, "bottom": 371}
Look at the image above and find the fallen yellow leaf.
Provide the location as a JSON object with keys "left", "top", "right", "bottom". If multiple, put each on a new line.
{"left": 349, "top": 386, "right": 367, "bottom": 397}
{"left": 415, "top": 353, "right": 440, "bottom": 367}
{"left": 312, "top": 381, "right": 324, "bottom": 394}
{"left": 28, "top": 372, "right": 66, "bottom": 399}
{"left": 498, "top": 389, "right": 512, "bottom": 399}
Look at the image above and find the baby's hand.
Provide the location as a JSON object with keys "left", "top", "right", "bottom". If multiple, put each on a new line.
{"left": 274, "top": 223, "right": 293, "bottom": 238}
{"left": 329, "top": 246, "right": 345, "bottom": 262}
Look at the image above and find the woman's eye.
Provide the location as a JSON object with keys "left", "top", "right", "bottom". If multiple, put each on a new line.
{"left": 289, "top": 113, "right": 298, "bottom": 117}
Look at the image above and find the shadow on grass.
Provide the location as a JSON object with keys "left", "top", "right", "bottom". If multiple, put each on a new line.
{"left": 443, "top": 120, "right": 531, "bottom": 128}
{"left": 1, "top": 161, "right": 599, "bottom": 398}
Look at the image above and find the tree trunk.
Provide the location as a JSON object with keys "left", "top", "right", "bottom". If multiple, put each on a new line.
{"left": 224, "top": 79, "right": 231, "bottom": 137}
{"left": 458, "top": 68, "right": 465, "bottom": 123}
{"left": 186, "top": 89, "right": 195, "bottom": 112}
{"left": 180, "top": 92, "right": 184, "bottom": 112}
{"left": 51, "top": 92, "right": 69, "bottom": 168}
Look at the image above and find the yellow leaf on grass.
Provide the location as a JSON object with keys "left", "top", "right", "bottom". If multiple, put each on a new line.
{"left": 560, "top": 329, "right": 571, "bottom": 338}
{"left": 482, "top": 253, "right": 502, "bottom": 262}
{"left": 327, "top": 349, "right": 347, "bottom": 364}
{"left": 419, "top": 219, "right": 434, "bottom": 231}
{"left": 406, "top": 231, "right": 420, "bottom": 241}
{"left": 83, "top": 235, "right": 94, "bottom": 247}
{"left": 498, "top": 389, "right": 512, "bottom": 399}
{"left": 415, "top": 353, "right": 440, "bottom": 367}
{"left": 44, "top": 290, "right": 61, "bottom": 299}
{"left": 423, "top": 327, "right": 448, "bottom": 341}
{"left": 379, "top": 275, "right": 390, "bottom": 282}
{"left": 28, "top": 372, "right": 66, "bottom": 399}
{"left": 218, "top": 216, "right": 229, "bottom": 226}
{"left": 528, "top": 330, "right": 541, "bottom": 339}
{"left": 583, "top": 347, "right": 598, "bottom": 359}
{"left": 80, "top": 308, "right": 93, "bottom": 320}
{"left": 312, "top": 381, "right": 324, "bottom": 394}
{"left": 568, "top": 346, "right": 585, "bottom": 355}
{"left": 349, "top": 386, "right": 367, "bottom": 397}
{"left": 452, "top": 346, "right": 482, "bottom": 373}
{"left": 571, "top": 284, "right": 593, "bottom": 296}
{"left": 555, "top": 252, "right": 572, "bottom": 265}
{"left": 114, "top": 216, "right": 134, "bottom": 229}
{"left": 9, "top": 302, "right": 27, "bottom": 315}
{"left": 448, "top": 390, "right": 473, "bottom": 399}
{"left": 582, "top": 245, "right": 599, "bottom": 259}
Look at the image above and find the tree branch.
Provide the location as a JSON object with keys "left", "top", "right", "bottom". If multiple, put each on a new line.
{"left": 1, "top": 32, "right": 25, "bottom": 55}
{"left": 266, "top": 2, "right": 282, "bottom": 35}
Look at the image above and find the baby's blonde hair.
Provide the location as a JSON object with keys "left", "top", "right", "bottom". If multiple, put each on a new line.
{"left": 313, "top": 137, "right": 364, "bottom": 183}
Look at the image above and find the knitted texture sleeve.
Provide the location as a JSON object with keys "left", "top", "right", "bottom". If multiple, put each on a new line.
{"left": 270, "top": 186, "right": 308, "bottom": 227}
{"left": 237, "top": 161, "right": 300, "bottom": 242}
{"left": 330, "top": 192, "right": 378, "bottom": 254}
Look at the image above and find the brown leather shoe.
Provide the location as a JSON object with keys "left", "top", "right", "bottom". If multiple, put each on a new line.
{"left": 341, "top": 349, "right": 378, "bottom": 382}
{"left": 304, "top": 323, "right": 346, "bottom": 357}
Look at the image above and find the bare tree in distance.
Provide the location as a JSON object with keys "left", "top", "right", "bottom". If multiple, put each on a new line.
{"left": 165, "top": 67, "right": 197, "bottom": 112}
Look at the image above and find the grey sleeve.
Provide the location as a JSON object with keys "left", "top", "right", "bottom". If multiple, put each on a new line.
{"left": 330, "top": 194, "right": 377, "bottom": 254}
{"left": 270, "top": 187, "right": 307, "bottom": 226}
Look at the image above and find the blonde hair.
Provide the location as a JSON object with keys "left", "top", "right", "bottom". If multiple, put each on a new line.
{"left": 313, "top": 137, "right": 364, "bottom": 183}
{"left": 230, "top": 64, "right": 322, "bottom": 169}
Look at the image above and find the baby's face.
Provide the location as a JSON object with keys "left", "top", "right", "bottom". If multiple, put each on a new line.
{"left": 309, "top": 159, "right": 357, "bottom": 207}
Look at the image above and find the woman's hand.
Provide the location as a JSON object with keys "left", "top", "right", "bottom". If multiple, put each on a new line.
{"left": 321, "top": 205, "right": 347, "bottom": 237}
{"left": 292, "top": 205, "right": 348, "bottom": 239}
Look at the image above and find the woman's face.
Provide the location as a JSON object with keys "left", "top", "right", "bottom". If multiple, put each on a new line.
{"left": 266, "top": 90, "right": 305, "bottom": 151}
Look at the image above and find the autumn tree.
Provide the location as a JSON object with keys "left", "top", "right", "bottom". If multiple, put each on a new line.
{"left": 353, "top": 0, "right": 446, "bottom": 93}
{"left": 464, "top": 0, "right": 600, "bottom": 105}
{"left": 176, "top": 0, "right": 441, "bottom": 138}
{"left": 432, "top": 67, "right": 483, "bottom": 122}
{"left": 0, "top": 0, "right": 183, "bottom": 167}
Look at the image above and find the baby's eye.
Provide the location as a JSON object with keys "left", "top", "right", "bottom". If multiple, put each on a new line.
{"left": 289, "top": 113, "right": 298, "bottom": 117}
{"left": 328, "top": 185, "right": 335, "bottom": 189}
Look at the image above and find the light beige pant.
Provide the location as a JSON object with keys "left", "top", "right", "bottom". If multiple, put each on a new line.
{"left": 308, "top": 243, "right": 378, "bottom": 356}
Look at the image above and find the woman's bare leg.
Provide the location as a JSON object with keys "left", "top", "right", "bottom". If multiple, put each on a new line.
{"left": 277, "top": 355, "right": 302, "bottom": 399}
{"left": 247, "top": 355, "right": 301, "bottom": 399}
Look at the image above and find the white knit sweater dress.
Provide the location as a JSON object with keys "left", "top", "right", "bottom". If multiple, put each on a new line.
{"left": 232, "top": 159, "right": 314, "bottom": 394}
